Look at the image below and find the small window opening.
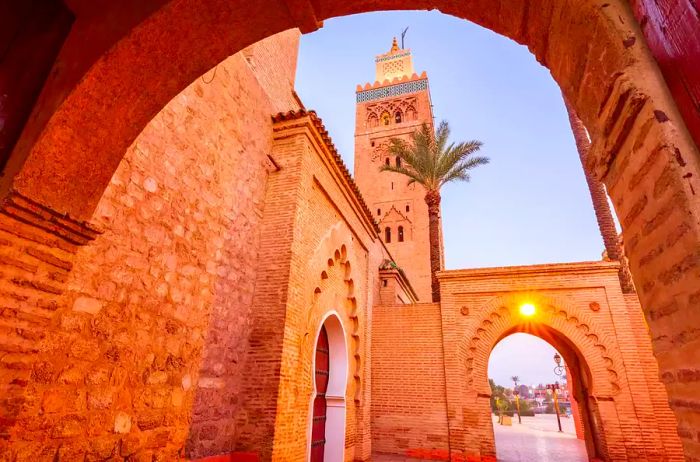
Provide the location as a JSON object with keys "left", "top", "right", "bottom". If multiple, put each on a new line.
{"left": 396, "top": 157, "right": 401, "bottom": 168}
{"left": 377, "top": 208, "right": 381, "bottom": 216}
{"left": 382, "top": 279, "right": 388, "bottom": 287}
{"left": 395, "top": 111, "right": 402, "bottom": 123}
{"left": 391, "top": 182, "right": 394, "bottom": 190}
{"left": 398, "top": 226, "right": 404, "bottom": 242}
{"left": 385, "top": 227, "right": 391, "bottom": 243}
{"left": 371, "top": 141, "right": 375, "bottom": 147}
{"left": 385, "top": 157, "right": 390, "bottom": 166}
{"left": 406, "top": 205, "right": 410, "bottom": 212}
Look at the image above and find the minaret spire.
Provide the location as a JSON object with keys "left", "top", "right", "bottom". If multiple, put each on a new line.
{"left": 390, "top": 37, "right": 399, "bottom": 53}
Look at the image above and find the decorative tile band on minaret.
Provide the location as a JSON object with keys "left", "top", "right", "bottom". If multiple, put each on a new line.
{"left": 356, "top": 78, "right": 428, "bottom": 103}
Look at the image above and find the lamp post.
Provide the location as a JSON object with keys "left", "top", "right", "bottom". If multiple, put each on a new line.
{"left": 511, "top": 375, "right": 521, "bottom": 424}
{"left": 548, "top": 352, "right": 564, "bottom": 432}
{"left": 553, "top": 352, "right": 564, "bottom": 377}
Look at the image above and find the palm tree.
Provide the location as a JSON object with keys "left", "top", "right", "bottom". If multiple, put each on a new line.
{"left": 381, "top": 121, "right": 488, "bottom": 302}
{"left": 562, "top": 98, "right": 635, "bottom": 293}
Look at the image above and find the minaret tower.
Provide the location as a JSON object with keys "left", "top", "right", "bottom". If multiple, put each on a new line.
{"left": 354, "top": 37, "right": 437, "bottom": 301}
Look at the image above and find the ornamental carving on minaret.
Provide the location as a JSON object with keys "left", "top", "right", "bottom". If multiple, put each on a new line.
{"left": 365, "top": 96, "right": 418, "bottom": 128}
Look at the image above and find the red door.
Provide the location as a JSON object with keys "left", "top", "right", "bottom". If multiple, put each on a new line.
{"left": 311, "top": 325, "right": 329, "bottom": 462}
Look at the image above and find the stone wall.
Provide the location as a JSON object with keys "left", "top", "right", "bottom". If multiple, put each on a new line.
{"left": 0, "top": 29, "right": 302, "bottom": 460}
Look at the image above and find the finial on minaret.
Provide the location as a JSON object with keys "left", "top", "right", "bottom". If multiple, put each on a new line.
{"left": 390, "top": 37, "right": 399, "bottom": 53}
{"left": 401, "top": 26, "right": 409, "bottom": 49}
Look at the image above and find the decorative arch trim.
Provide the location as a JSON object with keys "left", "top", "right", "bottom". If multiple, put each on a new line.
{"left": 307, "top": 223, "right": 363, "bottom": 404}
{"left": 461, "top": 293, "right": 621, "bottom": 397}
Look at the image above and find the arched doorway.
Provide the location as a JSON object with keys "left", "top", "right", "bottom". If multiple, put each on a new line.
{"left": 308, "top": 313, "right": 348, "bottom": 462}
{"left": 488, "top": 331, "right": 601, "bottom": 461}
{"left": 450, "top": 290, "right": 650, "bottom": 461}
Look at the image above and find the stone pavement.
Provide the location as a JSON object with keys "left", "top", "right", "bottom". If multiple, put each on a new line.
{"left": 493, "top": 414, "right": 588, "bottom": 462}
{"left": 372, "top": 414, "right": 588, "bottom": 462}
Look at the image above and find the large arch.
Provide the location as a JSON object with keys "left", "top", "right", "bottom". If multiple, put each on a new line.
{"left": 1, "top": 0, "right": 700, "bottom": 458}
{"left": 1, "top": 0, "right": 696, "bottom": 221}
{"left": 455, "top": 293, "right": 632, "bottom": 460}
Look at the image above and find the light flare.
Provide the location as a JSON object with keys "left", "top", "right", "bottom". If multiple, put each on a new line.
{"left": 519, "top": 303, "right": 536, "bottom": 317}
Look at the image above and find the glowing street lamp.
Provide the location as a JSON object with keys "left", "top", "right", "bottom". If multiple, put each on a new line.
{"left": 519, "top": 303, "right": 536, "bottom": 317}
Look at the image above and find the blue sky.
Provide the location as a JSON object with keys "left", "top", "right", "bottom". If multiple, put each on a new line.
{"left": 295, "top": 11, "right": 608, "bottom": 385}
{"left": 488, "top": 334, "right": 563, "bottom": 387}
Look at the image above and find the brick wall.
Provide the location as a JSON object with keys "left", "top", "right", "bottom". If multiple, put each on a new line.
{"left": 377, "top": 269, "right": 416, "bottom": 305}
{"left": 371, "top": 303, "right": 449, "bottom": 458}
{"left": 235, "top": 112, "right": 386, "bottom": 461}
{"left": 0, "top": 29, "right": 301, "bottom": 460}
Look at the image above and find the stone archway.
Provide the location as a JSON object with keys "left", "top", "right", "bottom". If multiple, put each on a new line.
{"left": 2, "top": 0, "right": 696, "bottom": 223}
{"left": 456, "top": 294, "right": 626, "bottom": 460}
{"left": 1, "top": 0, "right": 700, "bottom": 458}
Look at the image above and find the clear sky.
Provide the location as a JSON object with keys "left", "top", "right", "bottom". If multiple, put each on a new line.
{"left": 294, "top": 10, "right": 615, "bottom": 385}
{"left": 488, "top": 334, "right": 563, "bottom": 387}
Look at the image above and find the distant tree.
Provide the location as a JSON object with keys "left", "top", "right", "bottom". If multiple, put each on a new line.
{"left": 489, "top": 378, "right": 507, "bottom": 412}
{"left": 495, "top": 397, "right": 509, "bottom": 424}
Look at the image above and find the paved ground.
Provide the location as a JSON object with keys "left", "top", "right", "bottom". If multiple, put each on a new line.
{"left": 373, "top": 414, "right": 588, "bottom": 462}
{"left": 493, "top": 414, "right": 588, "bottom": 462}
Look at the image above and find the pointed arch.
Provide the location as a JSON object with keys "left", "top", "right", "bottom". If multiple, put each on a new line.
{"left": 367, "top": 112, "right": 378, "bottom": 128}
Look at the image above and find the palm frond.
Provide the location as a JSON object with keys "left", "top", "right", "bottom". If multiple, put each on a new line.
{"left": 378, "top": 120, "right": 488, "bottom": 192}
{"left": 380, "top": 163, "right": 426, "bottom": 186}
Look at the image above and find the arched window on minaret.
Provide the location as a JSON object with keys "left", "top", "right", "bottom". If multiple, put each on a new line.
{"left": 384, "top": 227, "right": 391, "bottom": 243}
{"left": 367, "top": 113, "right": 378, "bottom": 128}
{"left": 381, "top": 112, "right": 390, "bottom": 125}
{"left": 398, "top": 226, "right": 404, "bottom": 242}
{"left": 395, "top": 110, "right": 402, "bottom": 123}
{"left": 405, "top": 106, "right": 417, "bottom": 121}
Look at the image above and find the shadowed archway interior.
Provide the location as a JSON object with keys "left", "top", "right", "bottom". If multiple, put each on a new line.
{"left": 488, "top": 328, "right": 603, "bottom": 460}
